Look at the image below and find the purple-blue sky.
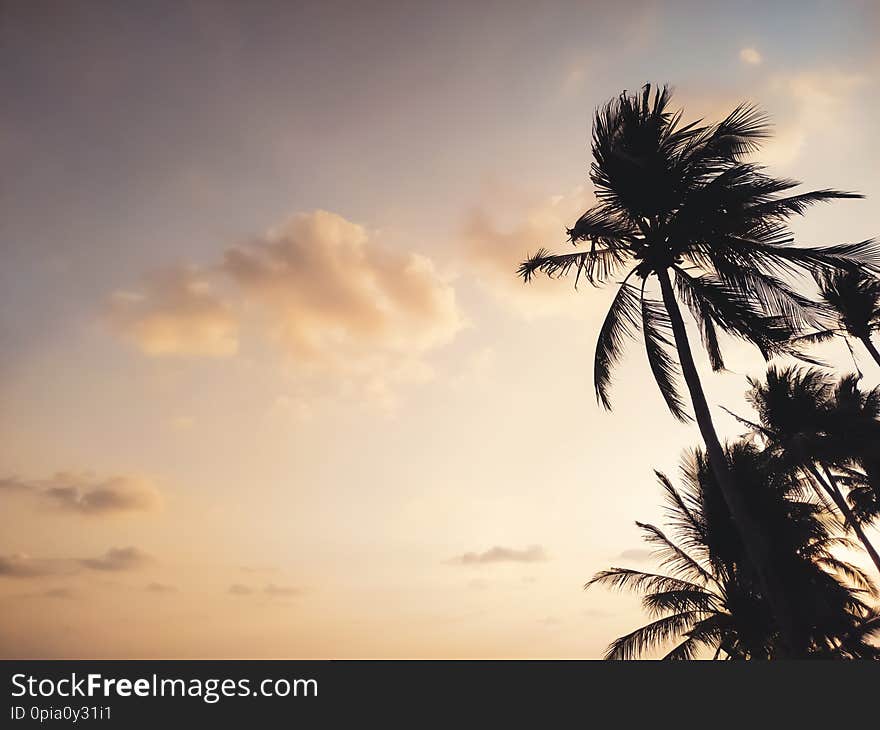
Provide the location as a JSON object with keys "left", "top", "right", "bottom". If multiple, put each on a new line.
{"left": 1, "top": 0, "right": 879, "bottom": 657}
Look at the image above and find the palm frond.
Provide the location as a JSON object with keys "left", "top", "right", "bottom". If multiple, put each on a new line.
{"left": 747, "top": 190, "right": 863, "bottom": 220}
{"left": 518, "top": 246, "right": 632, "bottom": 286}
{"left": 604, "top": 611, "right": 700, "bottom": 660}
{"left": 642, "top": 588, "right": 717, "bottom": 617}
{"left": 672, "top": 267, "right": 796, "bottom": 358}
{"left": 585, "top": 568, "right": 704, "bottom": 595}
{"left": 641, "top": 289, "right": 691, "bottom": 421}
{"left": 636, "top": 521, "right": 715, "bottom": 586}
{"left": 726, "top": 238, "right": 880, "bottom": 276}
{"left": 594, "top": 279, "right": 641, "bottom": 410}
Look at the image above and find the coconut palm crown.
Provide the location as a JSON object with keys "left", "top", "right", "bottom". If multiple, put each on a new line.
{"left": 518, "top": 83, "right": 877, "bottom": 420}
{"left": 734, "top": 366, "right": 880, "bottom": 574}
{"left": 799, "top": 268, "right": 880, "bottom": 369}
{"left": 587, "top": 443, "right": 880, "bottom": 660}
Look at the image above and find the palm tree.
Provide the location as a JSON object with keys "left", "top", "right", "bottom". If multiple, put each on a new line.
{"left": 814, "top": 374, "right": 880, "bottom": 526}
{"left": 797, "top": 268, "right": 880, "bottom": 369}
{"left": 738, "top": 366, "right": 880, "bottom": 575}
{"left": 519, "top": 84, "right": 879, "bottom": 651}
{"left": 587, "top": 443, "right": 879, "bottom": 659}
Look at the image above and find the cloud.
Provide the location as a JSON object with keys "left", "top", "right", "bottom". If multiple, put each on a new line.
{"left": 13, "top": 586, "right": 78, "bottom": 600}
{"left": 264, "top": 583, "right": 302, "bottom": 598}
{"left": 0, "top": 547, "right": 152, "bottom": 578}
{"left": 450, "top": 545, "right": 549, "bottom": 565}
{"left": 460, "top": 188, "right": 594, "bottom": 318}
{"left": 145, "top": 582, "right": 177, "bottom": 594}
{"left": 0, "top": 472, "right": 162, "bottom": 516}
{"left": 79, "top": 547, "right": 152, "bottom": 572}
{"left": 109, "top": 210, "right": 465, "bottom": 401}
{"left": 222, "top": 211, "right": 463, "bottom": 368}
{"left": 759, "top": 70, "right": 866, "bottom": 167}
{"left": 42, "top": 587, "right": 76, "bottom": 600}
{"left": 739, "top": 47, "right": 762, "bottom": 65}
{"left": 583, "top": 608, "right": 610, "bottom": 618}
{"left": 108, "top": 267, "right": 238, "bottom": 357}
{"left": 0, "top": 554, "right": 69, "bottom": 579}
{"left": 227, "top": 583, "right": 302, "bottom": 598}
{"left": 617, "top": 548, "right": 653, "bottom": 562}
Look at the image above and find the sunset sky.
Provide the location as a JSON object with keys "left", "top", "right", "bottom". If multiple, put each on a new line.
{"left": 2, "top": 0, "right": 879, "bottom": 658}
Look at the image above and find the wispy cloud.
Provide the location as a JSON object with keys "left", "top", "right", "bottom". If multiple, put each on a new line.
{"left": 0, "top": 546, "right": 151, "bottom": 578}
{"left": 450, "top": 545, "right": 549, "bottom": 565}
{"left": 264, "top": 583, "right": 303, "bottom": 598}
{"left": 617, "top": 548, "right": 653, "bottom": 562}
{"left": 108, "top": 267, "right": 238, "bottom": 358}
{"left": 79, "top": 547, "right": 152, "bottom": 572}
{"left": 145, "top": 582, "right": 177, "bottom": 594}
{"left": 228, "top": 583, "right": 303, "bottom": 598}
{"left": 0, "top": 554, "right": 71, "bottom": 579}
{"left": 459, "top": 187, "right": 593, "bottom": 318}
{"left": 0, "top": 473, "right": 162, "bottom": 517}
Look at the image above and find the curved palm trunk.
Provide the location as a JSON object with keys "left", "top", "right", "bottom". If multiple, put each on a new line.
{"left": 656, "top": 268, "right": 802, "bottom": 657}
{"left": 859, "top": 334, "right": 880, "bottom": 369}
{"left": 809, "top": 463, "right": 880, "bottom": 577}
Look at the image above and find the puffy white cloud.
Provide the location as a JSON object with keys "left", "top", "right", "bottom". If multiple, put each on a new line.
{"left": 108, "top": 211, "right": 465, "bottom": 401}
{"left": 221, "top": 210, "right": 464, "bottom": 371}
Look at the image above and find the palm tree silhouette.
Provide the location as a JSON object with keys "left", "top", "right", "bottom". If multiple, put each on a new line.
{"left": 830, "top": 376, "right": 880, "bottom": 524}
{"left": 587, "top": 443, "right": 879, "bottom": 659}
{"left": 735, "top": 366, "right": 880, "bottom": 576}
{"left": 519, "top": 84, "right": 879, "bottom": 652}
{"left": 796, "top": 269, "right": 880, "bottom": 370}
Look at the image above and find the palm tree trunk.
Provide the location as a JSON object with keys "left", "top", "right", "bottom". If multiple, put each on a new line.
{"left": 656, "top": 268, "right": 802, "bottom": 657}
{"left": 859, "top": 334, "right": 880, "bottom": 369}
{"left": 809, "top": 463, "right": 880, "bottom": 577}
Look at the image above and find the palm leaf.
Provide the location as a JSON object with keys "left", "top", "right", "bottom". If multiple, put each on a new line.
{"left": 585, "top": 568, "right": 703, "bottom": 595}
{"left": 604, "top": 611, "right": 700, "bottom": 660}
{"left": 641, "top": 289, "right": 691, "bottom": 421}
{"left": 594, "top": 279, "right": 641, "bottom": 410}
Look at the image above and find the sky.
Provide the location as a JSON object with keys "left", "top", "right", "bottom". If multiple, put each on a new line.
{"left": 1, "top": 0, "right": 880, "bottom": 658}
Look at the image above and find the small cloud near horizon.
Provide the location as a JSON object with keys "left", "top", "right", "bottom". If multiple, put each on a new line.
{"left": 0, "top": 554, "right": 72, "bottom": 579}
{"left": 0, "top": 546, "right": 151, "bottom": 578}
{"left": 79, "top": 547, "right": 152, "bottom": 572}
{"left": 450, "top": 545, "right": 549, "bottom": 565}
{"left": 146, "top": 582, "right": 177, "bottom": 594}
{"left": 264, "top": 584, "right": 302, "bottom": 598}
{"left": 0, "top": 473, "right": 162, "bottom": 517}
{"left": 617, "top": 548, "right": 654, "bottom": 562}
